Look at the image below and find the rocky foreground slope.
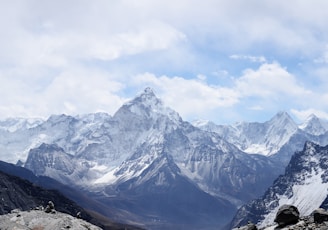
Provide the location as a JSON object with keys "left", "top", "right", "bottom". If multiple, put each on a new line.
{"left": 0, "top": 209, "right": 101, "bottom": 230}
{"left": 0, "top": 169, "right": 90, "bottom": 219}
{"left": 234, "top": 204, "right": 328, "bottom": 230}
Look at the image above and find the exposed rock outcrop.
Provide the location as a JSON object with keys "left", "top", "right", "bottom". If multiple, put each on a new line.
{"left": 44, "top": 200, "right": 56, "bottom": 214}
{"left": 274, "top": 205, "right": 299, "bottom": 227}
{"left": 0, "top": 170, "right": 88, "bottom": 218}
{"left": 0, "top": 209, "right": 101, "bottom": 230}
{"left": 232, "top": 221, "right": 258, "bottom": 230}
{"left": 313, "top": 208, "right": 328, "bottom": 224}
{"left": 235, "top": 205, "right": 328, "bottom": 230}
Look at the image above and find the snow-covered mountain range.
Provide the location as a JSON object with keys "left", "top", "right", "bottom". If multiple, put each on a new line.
{"left": 193, "top": 111, "right": 299, "bottom": 156}
{"left": 193, "top": 111, "right": 328, "bottom": 166}
{"left": 1, "top": 87, "right": 328, "bottom": 229}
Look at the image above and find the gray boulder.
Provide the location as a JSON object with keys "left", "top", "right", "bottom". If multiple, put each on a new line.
{"left": 313, "top": 208, "right": 328, "bottom": 223}
{"left": 232, "top": 222, "right": 257, "bottom": 230}
{"left": 44, "top": 201, "right": 55, "bottom": 213}
{"left": 274, "top": 204, "right": 299, "bottom": 227}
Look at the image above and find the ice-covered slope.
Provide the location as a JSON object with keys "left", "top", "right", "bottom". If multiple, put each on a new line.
{"left": 230, "top": 141, "right": 328, "bottom": 228}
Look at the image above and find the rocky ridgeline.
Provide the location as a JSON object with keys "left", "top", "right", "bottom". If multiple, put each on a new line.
{"left": 0, "top": 201, "right": 101, "bottom": 230}
{"left": 234, "top": 205, "right": 328, "bottom": 230}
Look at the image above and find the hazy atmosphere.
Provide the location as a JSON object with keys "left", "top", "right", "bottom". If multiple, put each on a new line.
{"left": 1, "top": 0, "right": 328, "bottom": 124}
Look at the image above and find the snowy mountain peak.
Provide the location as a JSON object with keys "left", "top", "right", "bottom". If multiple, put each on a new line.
{"left": 142, "top": 86, "right": 155, "bottom": 95}
{"left": 115, "top": 87, "right": 181, "bottom": 124}
{"left": 299, "top": 114, "right": 328, "bottom": 135}
{"left": 47, "top": 114, "right": 76, "bottom": 124}
{"left": 0, "top": 117, "right": 43, "bottom": 132}
{"left": 130, "top": 87, "right": 161, "bottom": 108}
{"left": 267, "top": 111, "right": 297, "bottom": 132}
{"left": 194, "top": 111, "right": 300, "bottom": 156}
{"left": 191, "top": 119, "right": 211, "bottom": 128}
{"left": 120, "top": 87, "right": 162, "bottom": 112}
{"left": 308, "top": 113, "right": 319, "bottom": 120}
{"left": 276, "top": 111, "right": 290, "bottom": 117}
{"left": 37, "top": 143, "right": 65, "bottom": 152}
{"left": 268, "top": 111, "right": 296, "bottom": 126}
{"left": 300, "top": 114, "right": 320, "bottom": 128}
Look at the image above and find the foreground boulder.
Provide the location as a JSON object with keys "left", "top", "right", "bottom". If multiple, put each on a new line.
{"left": 44, "top": 200, "right": 56, "bottom": 213}
{"left": 232, "top": 221, "right": 257, "bottom": 230}
{"left": 313, "top": 208, "right": 328, "bottom": 224}
{"left": 234, "top": 206, "right": 328, "bottom": 229}
{"left": 274, "top": 205, "right": 299, "bottom": 227}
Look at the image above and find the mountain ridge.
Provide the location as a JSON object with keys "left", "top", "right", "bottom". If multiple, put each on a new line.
{"left": 1, "top": 88, "right": 328, "bottom": 229}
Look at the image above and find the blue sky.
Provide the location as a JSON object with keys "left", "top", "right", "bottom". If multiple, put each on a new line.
{"left": 1, "top": 0, "right": 328, "bottom": 124}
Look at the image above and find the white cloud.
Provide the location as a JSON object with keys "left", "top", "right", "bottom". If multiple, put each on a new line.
{"left": 40, "top": 68, "right": 126, "bottom": 116}
{"left": 314, "top": 45, "right": 328, "bottom": 64}
{"left": 0, "top": 1, "right": 187, "bottom": 69}
{"left": 291, "top": 109, "right": 328, "bottom": 121}
{"left": 84, "top": 21, "right": 186, "bottom": 61}
{"left": 131, "top": 73, "right": 239, "bottom": 119}
{"left": 0, "top": 1, "right": 328, "bottom": 124}
{"left": 0, "top": 0, "right": 327, "bottom": 67}
{"left": 230, "top": 54, "right": 267, "bottom": 63}
{"left": 235, "top": 62, "right": 310, "bottom": 98}
{"left": 197, "top": 74, "right": 207, "bottom": 81}
{"left": 1, "top": 21, "right": 185, "bottom": 67}
{"left": 248, "top": 105, "right": 264, "bottom": 111}
{"left": 126, "top": 62, "right": 319, "bottom": 123}
{"left": 0, "top": 66, "right": 126, "bottom": 118}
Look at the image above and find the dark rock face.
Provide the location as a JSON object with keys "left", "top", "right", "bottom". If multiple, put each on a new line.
{"left": 236, "top": 206, "right": 328, "bottom": 229}
{"left": 274, "top": 205, "right": 299, "bottom": 227}
{"left": 232, "top": 222, "right": 258, "bottom": 230}
{"left": 0, "top": 170, "right": 90, "bottom": 221}
{"left": 25, "top": 143, "right": 75, "bottom": 176}
{"left": 105, "top": 153, "right": 236, "bottom": 230}
{"left": 0, "top": 161, "right": 145, "bottom": 230}
{"left": 44, "top": 200, "right": 55, "bottom": 213}
{"left": 313, "top": 208, "right": 328, "bottom": 224}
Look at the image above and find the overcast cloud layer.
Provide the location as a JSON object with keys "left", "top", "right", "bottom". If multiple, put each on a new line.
{"left": 1, "top": 0, "right": 328, "bottom": 124}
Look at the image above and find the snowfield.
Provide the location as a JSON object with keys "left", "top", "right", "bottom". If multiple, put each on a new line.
{"left": 259, "top": 169, "right": 328, "bottom": 228}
